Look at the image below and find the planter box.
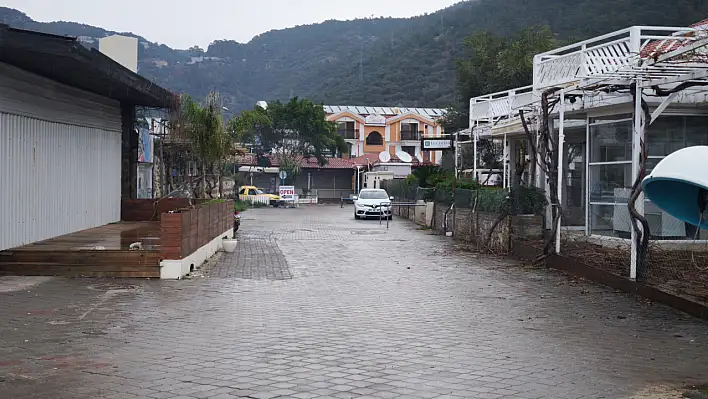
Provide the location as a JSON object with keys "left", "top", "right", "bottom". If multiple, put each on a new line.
{"left": 121, "top": 198, "right": 207, "bottom": 221}
{"left": 159, "top": 200, "right": 234, "bottom": 279}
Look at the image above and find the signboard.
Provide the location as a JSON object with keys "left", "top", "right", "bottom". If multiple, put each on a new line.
{"left": 279, "top": 170, "right": 288, "bottom": 181}
{"left": 279, "top": 185, "right": 296, "bottom": 202}
{"left": 365, "top": 114, "right": 386, "bottom": 126}
{"left": 137, "top": 127, "right": 153, "bottom": 163}
{"left": 475, "top": 126, "right": 492, "bottom": 139}
{"left": 421, "top": 138, "right": 453, "bottom": 150}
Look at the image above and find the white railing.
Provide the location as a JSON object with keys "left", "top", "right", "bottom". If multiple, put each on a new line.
{"left": 469, "top": 85, "right": 535, "bottom": 123}
{"left": 533, "top": 26, "right": 705, "bottom": 90}
{"left": 239, "top": 194, "right": 271, "bottom": 205}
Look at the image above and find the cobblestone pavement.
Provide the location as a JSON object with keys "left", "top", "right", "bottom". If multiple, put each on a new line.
{"left": 1, "top": 206, "right": 708, "bottom": 399}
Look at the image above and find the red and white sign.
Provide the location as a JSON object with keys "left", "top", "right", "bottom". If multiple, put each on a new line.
{"left": 279, "top": 186, "right": 296, "bottom": 202}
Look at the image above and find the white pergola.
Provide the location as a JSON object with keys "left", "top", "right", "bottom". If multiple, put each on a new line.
{"left": 469, "top": 22, "right": 708, "bottom": 279}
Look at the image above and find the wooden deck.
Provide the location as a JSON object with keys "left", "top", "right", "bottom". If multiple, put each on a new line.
{"left": 0, "top": 222, "right": 162, "bottom": 278}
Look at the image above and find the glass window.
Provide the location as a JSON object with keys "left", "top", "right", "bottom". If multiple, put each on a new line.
{"left": 648, "top": 116, "right": 684, "bottom": 157}
{"left": 366, "top": 131, "right": 383, "bottom": 146}
{"left": 685, "top": 116, "right": 708, "bottom": 147}
{"left": 359, "top": 190, "right": 389, "bottom": 199}
{"left": 589, "top": 204, "right": 632, "bottom": 238}
{"left": 563, "top": 142, "right": 586, "bottom": 226}
{"left": 402, "top": 146, "right": 416, "bottom": 156}
{"left": 589, "top": 114, "right": 633, "bottom": 124}
{"left": 586, "top": 115, "right": 708, "bottom": 239}
{"left": 589, "top": 121, "right": 632, "bottom": 163}
{"left": 588, "top": 163, "right": 632, "bottom": 203}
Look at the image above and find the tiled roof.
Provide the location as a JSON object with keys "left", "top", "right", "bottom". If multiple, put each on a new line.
{"left": 323, "top": 105, "right": 445, "bottom": 119}
{"left": 349, "top": 153, "right": 433, "bottom": 167}
{"left": 301, "top": 157, "right": 355, "bottom": 169}
{"left": 640, "top": 19, "right": 708, "bottom": 59}
{"left": 237, "top": 154, "right": 355, "bottom": 169}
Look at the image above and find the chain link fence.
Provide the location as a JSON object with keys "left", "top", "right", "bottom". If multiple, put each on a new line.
{"left": 554, "top": 202, "right": 707, "bottom": 306}
{"left": 645, "top": 222, "right": 708, "bottom": 306}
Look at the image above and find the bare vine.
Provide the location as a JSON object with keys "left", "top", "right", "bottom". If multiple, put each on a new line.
{"left": 520, "top": 89, "right": 561, "bottom": 261}
{"left": 627, "top": 83, "right": 652, "bottom": 281}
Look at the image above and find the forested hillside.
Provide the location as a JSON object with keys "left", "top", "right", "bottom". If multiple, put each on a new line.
{"left": 2, "top": 1, "right": 707, "bottom": 112}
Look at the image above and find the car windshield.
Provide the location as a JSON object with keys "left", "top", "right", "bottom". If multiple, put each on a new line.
{"left": 256, "top": 189, "right": 265, "bottom": 194}
{"left": 359, "top": 190, "right": 389, "bottom": 199}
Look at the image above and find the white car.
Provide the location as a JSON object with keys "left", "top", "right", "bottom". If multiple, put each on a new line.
{"left": 353, "top": 189, "right": 394, "bottom": 220}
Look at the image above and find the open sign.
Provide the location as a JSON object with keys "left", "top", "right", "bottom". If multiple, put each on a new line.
{"left": 279, "top": 186, "right": 296, "bottom": 202}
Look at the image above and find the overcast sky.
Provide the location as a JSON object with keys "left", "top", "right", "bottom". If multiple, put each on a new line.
{"left": 3, "top": 0, "right": 462, "bottom": 49}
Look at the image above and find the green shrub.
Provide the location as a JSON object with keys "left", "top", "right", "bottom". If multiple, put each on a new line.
{"left": 509, "top": 186, "right": 547, "bottom": 215}
{"left": 234, "top": 200, "right": 250, "bottom": 212}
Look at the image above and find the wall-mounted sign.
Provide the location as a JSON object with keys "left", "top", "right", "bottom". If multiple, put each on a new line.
{"left": 421, "top": 138, "right": 453, "bottom": 150}
{"left": 365, "top": 114, "right": 386, "bottom": 126}
{"left": 475, "top": 126, "right": 492, "bottom": 139}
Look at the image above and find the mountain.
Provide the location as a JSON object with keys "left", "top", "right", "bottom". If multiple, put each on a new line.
{"left": 3, "top": 1, "right": 708, "bottom": 113}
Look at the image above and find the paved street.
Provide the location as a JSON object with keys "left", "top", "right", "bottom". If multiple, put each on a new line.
{"left": 1, "top": 206, "right": 708, "bottom": 399}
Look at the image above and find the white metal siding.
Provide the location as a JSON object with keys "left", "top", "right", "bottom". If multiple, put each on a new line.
{"left": 0, "top": 63, "right": 122, "bottom": 251}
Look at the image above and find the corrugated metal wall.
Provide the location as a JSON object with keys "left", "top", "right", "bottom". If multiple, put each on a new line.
{"left": 0, "top": 62, "right": 122, "bottom": 251}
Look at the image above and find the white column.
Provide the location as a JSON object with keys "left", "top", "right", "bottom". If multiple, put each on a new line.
{"left": 630, "top": 79, "right": 644, "bottom": 281}
{"left": 473, "top": 129, "right": 478, "bottom": 182}
{"left": 503, "top": 134, "right": 508, "bottom": 188}
{"left": 555, "top": 90, "right": 566, "bottom": 254}
{"left": 454, "top": 131, "right": 459, "bottom": 178}
{"left": 585, "top": 116, "right": 591, "bottom": 236}
{"left": 534, "top": 112, "right": 543, "bottom": 189}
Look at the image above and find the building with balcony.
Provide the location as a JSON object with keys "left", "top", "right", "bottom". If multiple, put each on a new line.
{"left": 323, "top": 105, "right": 446, "bottom": 164}
{"left": 468, "top": 19, "right": 708, "bottom": 279}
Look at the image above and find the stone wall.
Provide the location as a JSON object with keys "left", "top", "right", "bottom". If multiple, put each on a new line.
{"left": 394, "top": 201, "right": 543, "bottom": 255}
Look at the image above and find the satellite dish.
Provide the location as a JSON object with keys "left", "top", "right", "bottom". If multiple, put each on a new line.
{"left": 396, "top": 151, "right": 413, "bottom": 163}
{"left": 642, "top": 146, "right": 708, "bottom": 229}
{"left": 378, "top": 151, "right": 391, "bottom": 163}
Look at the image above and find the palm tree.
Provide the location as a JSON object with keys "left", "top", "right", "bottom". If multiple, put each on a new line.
{"left": 180, "top": 92, "right": 231, "bottom": 198}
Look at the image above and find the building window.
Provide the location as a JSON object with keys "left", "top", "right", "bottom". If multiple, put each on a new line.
{"left": 401, "top": 122, "right": 419, "bottom": 141}
{"left": 402, "top": 146, "right": 416, "bottom": 156}
{"left": 337, "top": 121, "right": 356, "bottom": 139}
{"left": 587, "top": 115, "right": 708, "bottom": 239}
{"left": 588, "top": 118, "right": 633, "bottom": 238}
{"left": 366, "top": 131, "right": 383, "bottom": 146}
{"left": 644, "top": 116, "right": 708, "bottom": 240}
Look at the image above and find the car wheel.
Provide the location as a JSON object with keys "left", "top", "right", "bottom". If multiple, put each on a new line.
{"left": 354, "top": 214, "right": 360, "bottom": 220}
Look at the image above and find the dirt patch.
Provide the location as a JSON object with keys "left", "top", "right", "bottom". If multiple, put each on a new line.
{"left": 629, "top": 385, "right": 684, "bottom": 399}
{"left": 557, "top": 240, "right": 708, "bottom": 307}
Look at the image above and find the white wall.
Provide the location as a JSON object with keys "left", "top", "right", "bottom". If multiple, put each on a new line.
{"left": 99, "top": 35, "right": 139, "bottom": 73}
{"left": 0, "top": 62, "right": 122, "bottom": 251}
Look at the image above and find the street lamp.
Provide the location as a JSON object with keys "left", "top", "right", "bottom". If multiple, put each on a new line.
{"left": 221, "top": 106, "right": 234, "bottom": 119}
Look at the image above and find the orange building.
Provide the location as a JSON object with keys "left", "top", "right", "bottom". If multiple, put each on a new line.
{"left": 323, "top": 105, "right": 446, "bottom": 164}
